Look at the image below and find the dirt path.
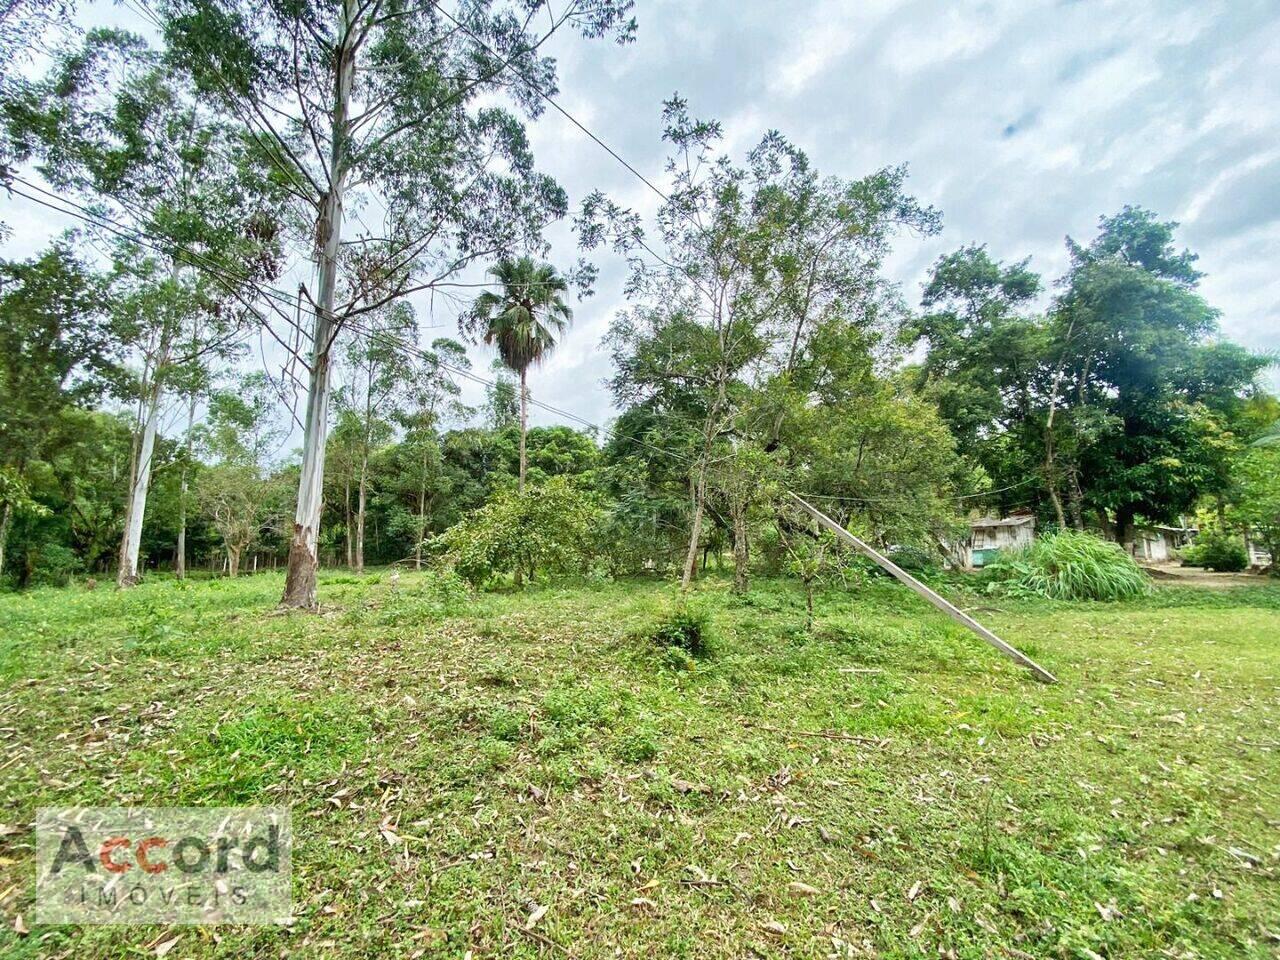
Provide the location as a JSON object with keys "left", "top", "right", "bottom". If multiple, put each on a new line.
{"left": 1141, "top": 561, "right": 1269, "bottom": 589}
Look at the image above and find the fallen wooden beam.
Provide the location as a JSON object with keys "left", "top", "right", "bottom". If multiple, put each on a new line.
{"left": 787, "top": 492, "right": 1059, "bottom": 684}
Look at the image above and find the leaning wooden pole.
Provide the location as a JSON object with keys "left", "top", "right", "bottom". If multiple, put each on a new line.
{"left": 787, "top": 492, "right": 1059, "bottom": 684}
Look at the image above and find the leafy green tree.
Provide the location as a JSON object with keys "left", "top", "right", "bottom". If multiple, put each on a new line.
{"left": 583, "top": 97, "right": 938, "bottom": 589}
{"left": 526, "top": 427, "right": 600, "bottom": 483}
{"left": 484, "top": 366, "right": 520, "bottom": 431}
{"left": 783, "top": 316, "right": 970, "bottom": 554}
{"left": 160, "top": 0, "right": 634, "bottom": 609}
{"left": 0, "top": 242, "right": 114, "bottom": 577}
{"left": 1229, "top": 449, "right": 1280, "bottom": 574}
{"left": 464, "top": 257, "right": 574, "bottom": 494}
{"left": 390, "top": 338, "right": 471, "bottom": 569}
{"left": 434, "top": 476, "right": 603, "bottom": 587}
{"left": 5, "top": 29, "right": 281, "bottom": 585}
{"left": 195, "top": 373, "right": 284, "bottom": 576}
{"left": 337, "top": 300, "right": 416, "bottom": 573}
{"left": 1053, "top": 207, "right": 1268, "bottom": 543}
{"left": 4, "top": 409, "right": 134, "bottom": 586}
{"left": 905, "top": 245, "right": 1050, "bottom": 516}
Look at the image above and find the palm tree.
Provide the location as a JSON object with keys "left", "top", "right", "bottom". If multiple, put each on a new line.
{"left": 465, "top": 257, "right": 572, "bottom": 493}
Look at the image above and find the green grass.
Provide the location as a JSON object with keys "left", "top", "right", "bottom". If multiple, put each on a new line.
{"left": 986, "top": 529, "right": 1152, "bottom": 601}
{"left": 1, "top": 571, "right": 1278, "bottom": 958}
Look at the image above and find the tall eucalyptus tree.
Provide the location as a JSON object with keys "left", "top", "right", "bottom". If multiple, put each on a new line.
{"left": 4, "top": 30, "right": 281, "bottom": 585}
{"left": 160, "top": 0, "right": 636, "bottom": 608}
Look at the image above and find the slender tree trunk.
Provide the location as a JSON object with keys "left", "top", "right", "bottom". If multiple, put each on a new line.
{"left": 175, "top": 392, "right": 197, "bottom": 580}
{"left": 1043, "top": 322, "right": 1076, "bottom": 530}
{"left": 518, "top": 367, "right": 528, "bottom": 494}
{"left": 1067, "top": 467, "right": 1085, "bottom": 531}
{"left": 731, "top": 497, "right": 749, "bottom": 593}
{"left": 281, "top": 0, "right": 354, "bottom": 610}
{"left": 681, "top": 377, "right": 726, "bottom": 592}
{"left": 681, "top": 464, "right": 708, "bottom": 591}
{"left": 344, "top": 473, "right": 353, "bottom": 569}
{"left": 512, "top": 369, "right": 529, "bottom": 589}
{"left": 1044, "top": 397, "right": 1067, "bottom": 529}
{"left": 228, "top": 545, "right": 241, "bottom": 577}
{"left": 1115, "top": 505, "right": 1136, "bottom": 552}
{"left": 415, "top": 469, "right": 428, "bottom": 571}
{"left": 355, "top": 456, "right": 367, "bottom": 574}
{"left": 0, "top": 501, "right": 12, "bottom": 580}
{"left": 117, "top": 347, "right": 170, "bottom": 588}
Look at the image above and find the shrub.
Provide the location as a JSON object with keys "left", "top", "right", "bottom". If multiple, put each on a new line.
{"left": 887, "top": 545, "right": 940, "bottom": 577}
{"left": 986, "top": 530, "right": 1149, "bottom": 601}
{"left": 27, "top": 543, "right": 83, "bottom": 587}
{"left": 1180, "top": 530, "right": 1248, "bottom": 572}
{"left": 647, "top": 602, "right": 712, "bottom": 657}
{"left": 432, "top": 477, "right": 604, "bottom": 587}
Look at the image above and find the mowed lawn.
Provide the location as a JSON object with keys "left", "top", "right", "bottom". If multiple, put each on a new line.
{"left": 0, "top": 572, "right": 1277, "bottom": 959}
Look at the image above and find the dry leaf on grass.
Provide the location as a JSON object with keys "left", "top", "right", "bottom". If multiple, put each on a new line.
{"left": 787, "top": 881, "right": 820, "bottom": 897}
{"left": 671, "top": 778, "right": 711, "bottom": 795}
{"left": 154, "top": 935, "right": 181, "bottom": 957}
{"left": 524, "top": 903, "right": 548, "bottom": 929}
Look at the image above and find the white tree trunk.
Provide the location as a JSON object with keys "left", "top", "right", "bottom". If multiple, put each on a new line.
{"left": 117, "top": 369, "right": 166, "bottom": 587}
{"left": 355, "top": 457, "right": 367, "bottom": 574}
{"left": 175, "top": 392, "right": 197, "bottom": 579}
{"left": 281, "top": 10, "right": 354, "bottom": 609}
{"left": 681, "top": 376, "right": 725, "bottom": 592}
{"left": 118, "top": 259, "right": 181, "bottom": 589}
{"left": 281, "top": 314, "right": 336, "bottom": 607}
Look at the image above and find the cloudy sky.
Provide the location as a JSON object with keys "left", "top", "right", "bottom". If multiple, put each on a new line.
{"left": 4, "top": 0, "right": 1278, "bottom": 432}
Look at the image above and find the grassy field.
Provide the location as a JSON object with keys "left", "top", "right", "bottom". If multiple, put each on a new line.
{"left": 0, "top": 570, "right": 1277, "bottom": 958}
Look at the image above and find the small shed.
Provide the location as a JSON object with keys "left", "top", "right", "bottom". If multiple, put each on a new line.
{"left": 1127, "top": 524, "right": 1197, "bottom": 563}
{"left": 962, "top": 516, "right": 1036, "bottom": 569}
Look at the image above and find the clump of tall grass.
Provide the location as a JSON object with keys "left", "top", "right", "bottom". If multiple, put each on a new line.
{"left": 986, "top": 530, "right": 1149, "bottom": 601}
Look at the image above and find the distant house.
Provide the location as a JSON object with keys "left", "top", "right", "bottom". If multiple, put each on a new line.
{"left": 956, "top": 516, "right": 1036, "bottom": 569}
{"left": 1125, "top": 524, "right": 1197, "bottom": 564}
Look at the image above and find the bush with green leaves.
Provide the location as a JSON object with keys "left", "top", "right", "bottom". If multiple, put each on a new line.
{"left": 432, "top": 476, "right": 605, "bottom": 587}
{"left": 1227, "top": 448, "right": 1279, "bottom": 574}
{"left": 26, "top": 543, "right": 83, "bottom": 587}
{"left": 887, "top": 544, "right": 941, "bottom": 577}
{"left": 1180, "top": 530, "right": 1248, "bottom": 572}
{"left": 986, "top": 530, "right": 1149, "bottom": 601}
{"left": 645, "top": 602, "right": 713, "bottom": 657}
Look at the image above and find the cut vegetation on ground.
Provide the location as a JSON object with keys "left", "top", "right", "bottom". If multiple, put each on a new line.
{"left": 1, "top": 573, "right": 1278, "bottom": 958}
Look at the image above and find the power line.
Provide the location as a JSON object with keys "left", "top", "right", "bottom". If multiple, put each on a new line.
{"left": 9, "top": 175, "right": 693, "bottom": 466}
{"left": 793, "top": 476, "right": 1042, "bottom": 506}
{"left": 13, "top": 176, "right": 1051, "bottom": 513}
{"left": 13, "top": 9, "right": 1040, "bottom": 511}
{"left": 429, "top": 2, "right": 672, "bottom": 209}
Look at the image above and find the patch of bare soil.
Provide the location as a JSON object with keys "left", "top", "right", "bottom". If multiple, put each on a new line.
{"left": 1141, "top": 561, "right": 1268, "bottom": 588}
